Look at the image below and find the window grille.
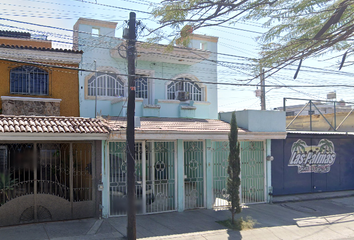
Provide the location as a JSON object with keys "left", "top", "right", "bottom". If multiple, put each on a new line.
{"left": 167, "top": 77, "right": 203, "bottom": 101}
{"left": 135, "top": 76, "right": 148, "bottom": 99}
{"left": 88, "top": 74, "right": 125, "bottom": 97}
{"left": 10, "top": 66, "right": 49, "bottom": 95}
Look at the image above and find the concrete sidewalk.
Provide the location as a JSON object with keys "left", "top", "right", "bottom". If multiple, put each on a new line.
{"left": 2, "top": 196, "right": 354, "bottom": 239}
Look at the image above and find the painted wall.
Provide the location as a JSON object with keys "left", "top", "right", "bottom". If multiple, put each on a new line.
{"left": 272, "top": 133, "right": 354, "bottom": 195}
{"left": 74, "top": 18, "right": 218, "bottom": 119}
{"left": 0, "top": 60, "right": 80, "bottom": 117}
{"left": 220, "top": 110, "right": 286, "bottom": 132}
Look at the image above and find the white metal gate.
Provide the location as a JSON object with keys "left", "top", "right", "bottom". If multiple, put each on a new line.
{"left": 109, "top": 141, "right": 176, "bottom": 216}
{"left": 184, "top": 141, "right": 205, "bottom": 209}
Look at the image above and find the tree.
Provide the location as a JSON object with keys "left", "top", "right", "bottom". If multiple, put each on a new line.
{"left": 227, "top": 111, "right": 241, "bottom": 224}
{"left": 152, "top": 0, "right": 354, "bottom": 73}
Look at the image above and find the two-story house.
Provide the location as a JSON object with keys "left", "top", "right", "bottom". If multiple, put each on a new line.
{"left": 73, "top": 18, "right": 286, "bottom": 218}
{"left": 0, "top": 31, "right": 107, "bottom": 227}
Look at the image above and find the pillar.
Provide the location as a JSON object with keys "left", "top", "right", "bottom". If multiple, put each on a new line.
{"left": 266, "top": 139, "right": 272, "bottom": 203}
{"left": 177, "top": 139, "right": 184, "bottom": 212}
{"left": 101, "top": 140, "right": 110, "bottom": 218}
{"left": 205, "top": 139, "right": 213, "bottom": 209}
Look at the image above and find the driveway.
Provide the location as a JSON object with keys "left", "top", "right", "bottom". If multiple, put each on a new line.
{"left": 1, "top": 196, "right": 354, "bottom": 239}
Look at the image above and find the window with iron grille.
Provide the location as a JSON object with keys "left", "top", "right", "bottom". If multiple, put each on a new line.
{"left": 88, "top": 74, "right": 125, "bottom": 97}
{"left": 135, "top": 76, "right": 148, "bottom": 99}
{"left": 10, "top": 66, "right": 49, "bottom": 95}
{"left": 167, "top": 77, "right": 203, "bottom": 101}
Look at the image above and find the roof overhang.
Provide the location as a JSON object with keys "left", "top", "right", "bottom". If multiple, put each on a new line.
{"left": 0, "top": 133, "right": 108, "bottom": 141}
{"left": 108, "top": 131, "right": 287, "bottom": 141}
{"left": 0, "top": 48, "right": 82, "bottom": 64}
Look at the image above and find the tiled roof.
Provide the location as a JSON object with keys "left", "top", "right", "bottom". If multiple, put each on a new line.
{"left": 0, "top": 44, "right": 83, "bottom": 54}
{"left": 0, "top": 115, "right": 108, "bottom": 134}
{"left": 105, "top": 117, "right": 246, "bottom": 133}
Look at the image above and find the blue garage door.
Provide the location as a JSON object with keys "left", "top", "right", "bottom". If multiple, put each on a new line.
{"left": 272, "top": 134, "right": 354, "bottom": 196}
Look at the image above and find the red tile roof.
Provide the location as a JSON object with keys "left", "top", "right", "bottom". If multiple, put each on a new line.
{"left": 105, "top": 117, "right": 245, "bottom": 133}
{"left": 0, "top": 115, "right": 108, "bottom": 134}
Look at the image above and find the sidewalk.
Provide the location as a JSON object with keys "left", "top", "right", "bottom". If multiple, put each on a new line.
{"left": 272, "top": 190, "right": 354, "bottom": 203}
{"left": 1, "top": 196, "right": 354, "bottom": 239}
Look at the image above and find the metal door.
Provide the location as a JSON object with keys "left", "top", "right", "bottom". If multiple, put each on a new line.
{"left": 109, "top": 141, "right": 176, "bottom": 215}
{"left": 212, "top": 141, "right": 229, "bottom": 208}
{"left": 109, "top": 142, "right": 143, "bottom": 216}
{"left": 184, "top": 141, "right": 204, "bottom": 209}
{"left": 145, "top": 142, "right": 176, "bottom": 213}
{"left": 240, "top": 141, "right": 265, "bottom": 204}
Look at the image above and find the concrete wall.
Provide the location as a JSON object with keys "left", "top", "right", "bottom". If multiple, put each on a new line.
{"left": 75, "top": 18, "right": 218, "bottom": 119}
{"left": 219, "top": 110, "right": 286, "bottom": 132}
{"left": 2, "top": 98, "right": 60, "bottom": 116}
{"left": 0, "top": 60, "right": 80, "bottom": 117}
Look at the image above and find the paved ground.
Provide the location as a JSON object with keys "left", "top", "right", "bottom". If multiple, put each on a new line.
{"left": 2, "top": 196, "right": 354, "bottom": 239}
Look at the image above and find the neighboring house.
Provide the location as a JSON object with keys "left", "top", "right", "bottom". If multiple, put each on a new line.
{"left": 0, "top": 115, "right": 108, "bottom": 227}
{"left": 0, "top": 30, "right": 81, "bottom": 117}
{"left": 0, "top": 31, "right": 108, "bottom": 227}
{"left": 73, "top": 17, "right": 287, "bottom": 217}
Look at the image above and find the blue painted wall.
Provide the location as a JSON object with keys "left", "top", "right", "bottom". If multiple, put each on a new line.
{"left": 74, "top": 18, "right": 218, "bottom": 119}
{"left": 272, "top": 133, "right": 354, "bottom": 195}
{"left": 220, "top": 110, "right": 286, "bottom": 132}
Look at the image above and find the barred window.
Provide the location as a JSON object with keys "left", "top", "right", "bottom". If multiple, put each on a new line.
{"left": 10, "top": 66, "right": 49, "bottom": 95}
{"left": 135, "top": 76, "right": 148, "bottom": 99}
{"left": 167, "top": 77, "right": 203, "bottom": 101}
{"left": 88, "top": 74, "right": 125, "bottom": 97}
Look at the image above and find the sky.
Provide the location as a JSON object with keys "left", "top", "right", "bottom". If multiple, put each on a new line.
{"left": 1, "top": 0, "right": 354, "bottom": 113}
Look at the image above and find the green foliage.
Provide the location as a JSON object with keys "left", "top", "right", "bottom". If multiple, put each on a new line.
{"left": 227, "top": 111, "right": 241, "bottom": 224}
{"left": 0, "top": 173, "right": 17, "bottom": 205}
{"left": 152, "top": 0, "right": 354, "bottom": 69}
{"left": 0, "top": 173, "right": 17, "bottom": 191}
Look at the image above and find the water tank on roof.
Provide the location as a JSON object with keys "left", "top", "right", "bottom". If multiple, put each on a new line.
{"left": 327, "top": 92, "right": 336, "bottom": 100}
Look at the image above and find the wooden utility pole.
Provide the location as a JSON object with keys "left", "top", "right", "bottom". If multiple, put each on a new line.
{"left": 260, "top": 68, "right": 266, "bottom": 110}
{"left": 126, "top": 12, "right": 137, "bottom": 240}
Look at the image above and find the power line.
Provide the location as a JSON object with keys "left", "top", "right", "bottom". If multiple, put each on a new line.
{"left": 2, "top": 56, "right": 354, "bottom": 89}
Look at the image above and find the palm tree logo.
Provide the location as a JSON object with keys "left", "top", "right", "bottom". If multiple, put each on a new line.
{"left": 291, "top": 139, "right": 307, "bottom": 154}
{"left": 318, "top": 139, "right": 334, "bottom": 153}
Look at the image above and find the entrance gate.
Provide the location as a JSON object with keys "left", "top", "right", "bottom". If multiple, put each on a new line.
{"left": 109, "top": 141, "right": 176, "bottom": 216}
{"left": 0, "top": 142, "right": 95, "bottom": 226}
{"left": 184, "top": 141, "right": 204, "bottom": 209}
{"left": 212, "top": 141, "right": 265, "bottom": 207}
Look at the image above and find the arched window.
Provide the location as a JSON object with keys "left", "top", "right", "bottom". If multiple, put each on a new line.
{"left": 10, "top": 66, "right": 49, "bottom": 95}
{"left": 167, "top": 77, "right": 203, "bottom": 101}
{"left": 135, "top": 76, "right": 148, "bottom": 99}
{"left": 88, "top": 74, "right": 125, "bottom": 97}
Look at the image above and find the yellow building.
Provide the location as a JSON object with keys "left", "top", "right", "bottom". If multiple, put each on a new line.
{"left": 0, "top": 30, "right": 82, "bottom": 117}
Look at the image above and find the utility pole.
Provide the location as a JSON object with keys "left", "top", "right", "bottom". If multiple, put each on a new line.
{"left": 260, "top": 68, "right": 266, "bottom": 110}
{"left": 126, "top": 12, "right": 137, "bottom": 240}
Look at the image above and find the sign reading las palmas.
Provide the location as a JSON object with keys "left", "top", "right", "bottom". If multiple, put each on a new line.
{"left": 288, "top": 139, "right": 336, "bottom": 173}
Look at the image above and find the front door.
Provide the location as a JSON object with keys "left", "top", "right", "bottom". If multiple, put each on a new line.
{"left": 184, "top": 141, "right": 204, "bottom": 209}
